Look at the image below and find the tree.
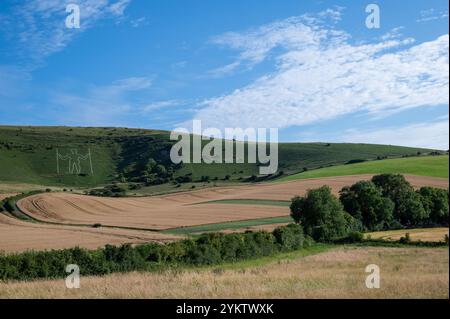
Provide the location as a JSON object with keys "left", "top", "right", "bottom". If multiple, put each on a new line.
{"left": 372, "top": 174, "right": 427, "bottom": 226}
{"left": 153, "top": 164, "right": 167, "bottom": 177}
{"left": 339, "top": 181, "right": 394, "bottom": 231}
{"left": 145, "top": 158, "right": 157, "bottom": 172}
{"left": 418, "top": 187, "right": 449, "bottom": 225}
{"left": 290, "top": 186, "right": 350, "bottom": 241}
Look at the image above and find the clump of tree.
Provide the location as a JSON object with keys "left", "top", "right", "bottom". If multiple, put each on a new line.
{"left": 290, "top": 186, "right": 361, "bottom": 241}
{"left": 339, "top": 181, "right": 394, "bottom": 231}
{"left": 371, "top": 174, "right": 428, "bottom": 226}
{"left": 290, "top": 174, "right": 449, "bottom": 241}
{"left": 89, "top": 184, "right": 127, "bottom": 197}
{"left": 418, "top": 187, "right": 449, "bottom": 226}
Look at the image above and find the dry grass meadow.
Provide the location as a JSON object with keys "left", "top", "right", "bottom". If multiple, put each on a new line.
{"left": 0, "top": 246, "right": 448, "bottom": 299}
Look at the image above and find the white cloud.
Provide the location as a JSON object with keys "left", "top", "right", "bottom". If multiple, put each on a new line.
{"left": 343, "top": 119, "right": 449, "bottom": 150}
{"left": 192, "top": 12, "right": 449, "bottom": 131}
{"left": 108, "top": 0, "right": 130, "bottom": 16}
{"left": 142, "top": 100, "right": 183, "bottom": 112}
{"left": 416, "top": 8, "right": 449, "bottom": 23}
{"left": 380, "top": 27, "right": 404, "bottom": 41}
{"left": 1, "top": 0, "right": 132, "bottom": 62}
{"left": 208, "top": 7, "right": 346, "bottom": 77}
{"left": 130, "top": 17, "right": 148, "bottom": 28}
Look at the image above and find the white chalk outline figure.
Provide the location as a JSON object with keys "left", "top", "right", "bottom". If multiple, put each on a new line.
{"left": 56, "top": 148, "right": 94, "bottom": 175}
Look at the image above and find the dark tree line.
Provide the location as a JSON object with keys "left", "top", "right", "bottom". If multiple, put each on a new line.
{"left": 290, "top": 174, "right": 448, "bottom": 241}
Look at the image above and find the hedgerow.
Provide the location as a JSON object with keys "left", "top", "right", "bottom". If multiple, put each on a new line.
{"left": 0, "top": 224, "right": 306, "bottom": 281}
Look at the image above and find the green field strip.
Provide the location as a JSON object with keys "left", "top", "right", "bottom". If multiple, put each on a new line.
{"left": 161, "top": 216, "right": 294, "bottom": 235}
{"left": 278, "top": 155, "right": 449, "bottom": 181}
{"left": 194, "top": 198, "right": 291, "bottom": 207}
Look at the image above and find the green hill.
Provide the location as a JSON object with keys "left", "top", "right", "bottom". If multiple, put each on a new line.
{"left": 0, "top": 126, "right": 437, "bottom": 188}
{"left": 278, "top": 155, "right": 449, "bottom": 182}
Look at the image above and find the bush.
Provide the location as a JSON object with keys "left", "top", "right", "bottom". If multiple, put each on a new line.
{"left": 290, "top": 186, "right": 351, "bottom": 241}
{"left": 272, "top": 224, "right": 304, "bottom": 251}
{"left": 347, "top": 231, "right": 364, "bottom": 243}
{"left": 399, "top": 233, "right": 411, "bottom": 244}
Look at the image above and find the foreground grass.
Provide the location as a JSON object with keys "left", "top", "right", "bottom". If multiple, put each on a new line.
{"left": 0, "top": 245, "right": 447, "bottom": 298}
{"left": 162, "top": 216, "right": 293, "bottom": 235}
{"left": 279, "top": 155, "right": 449, "bottom": 181}
{"left": 366, "top": 227, "right": 449, "bottom": 243}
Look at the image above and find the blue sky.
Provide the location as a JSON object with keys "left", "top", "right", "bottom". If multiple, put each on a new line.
{"left": 0, "top": 0, "right": 448, "bottom": 149}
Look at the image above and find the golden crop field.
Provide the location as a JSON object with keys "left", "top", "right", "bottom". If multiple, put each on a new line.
{"left": 366, "top": 228, "right": 449, "bottom": 242}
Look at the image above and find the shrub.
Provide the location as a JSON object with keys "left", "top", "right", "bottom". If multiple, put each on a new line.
{"left": 399, "top": 233, "right": 411, "bottom": 244}
{"left": 346, "top": 231, "right": 364, "bottom": 243}
{"left": 272, "top": 224, "right": 304, "bottom": 251}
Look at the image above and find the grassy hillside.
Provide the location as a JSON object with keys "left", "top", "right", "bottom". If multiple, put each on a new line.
{"left": 279, "top": 155, "right": 449, "bottom": 181}
{"left": 0, "top": 126, "right": 435, "bottom": 188}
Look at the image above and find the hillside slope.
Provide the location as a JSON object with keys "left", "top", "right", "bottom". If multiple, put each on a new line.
{"left": 279, "top": 155, "right": 449, "bottom": 181}
{"left": 0, "top": 126, "right": 435, "bottom": 188}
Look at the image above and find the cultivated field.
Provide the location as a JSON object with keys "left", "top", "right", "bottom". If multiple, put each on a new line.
{"left": 366, "top": 228, "right": 449, "bottom": 242}
{"left": 0, "top": 246, "right": 447, "bottom": 298}
{"left": 0, "top": 213, "right": 178, "bottom": 253}
{"left": 0, "top": 174, "right": 447, "bottom": 253}
{"left": 18, "top": 174, "right": 447, "bottom": 227}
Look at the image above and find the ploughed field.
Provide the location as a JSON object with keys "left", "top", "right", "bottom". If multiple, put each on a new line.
{"left": 17, "top": 174, "right": 448, "bottom": 229}
{"left": 0, "top": 214, "right": 178, "bottom": 253}
{"left": 1, "top": 174, "right": 447, "bottom": 253}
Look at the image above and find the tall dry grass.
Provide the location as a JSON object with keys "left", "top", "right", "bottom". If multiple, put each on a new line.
{"left": 0, "top": 246, "right": 448, "bottom": 299}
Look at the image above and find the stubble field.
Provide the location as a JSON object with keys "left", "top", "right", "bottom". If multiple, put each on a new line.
{"left": 0, "top": 174, "right": 446, "bottom": 253}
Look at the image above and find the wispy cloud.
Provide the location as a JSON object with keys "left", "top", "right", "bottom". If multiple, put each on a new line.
{"left": 130, "top": 17, "right": 148, "bottom": 28}
{"left": 343, "top": 118, "right": 449, "bottom": 150}
{"left": 416, "top": 8, "right": 449, "bottom": 23}
{"left": 380, "top": 27, "right": 404, "bottom": 41}
{"left": 0, "top": 0, "right": 132, "bottom": 64}
{"left": 192, "top": 10, "right": 449, "bottom": 131}
{"left": 142, "top": 100, "right": 184, "bottom": 112}
{"left": 208, "top": 7, "right": 346, "bottom": 77}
